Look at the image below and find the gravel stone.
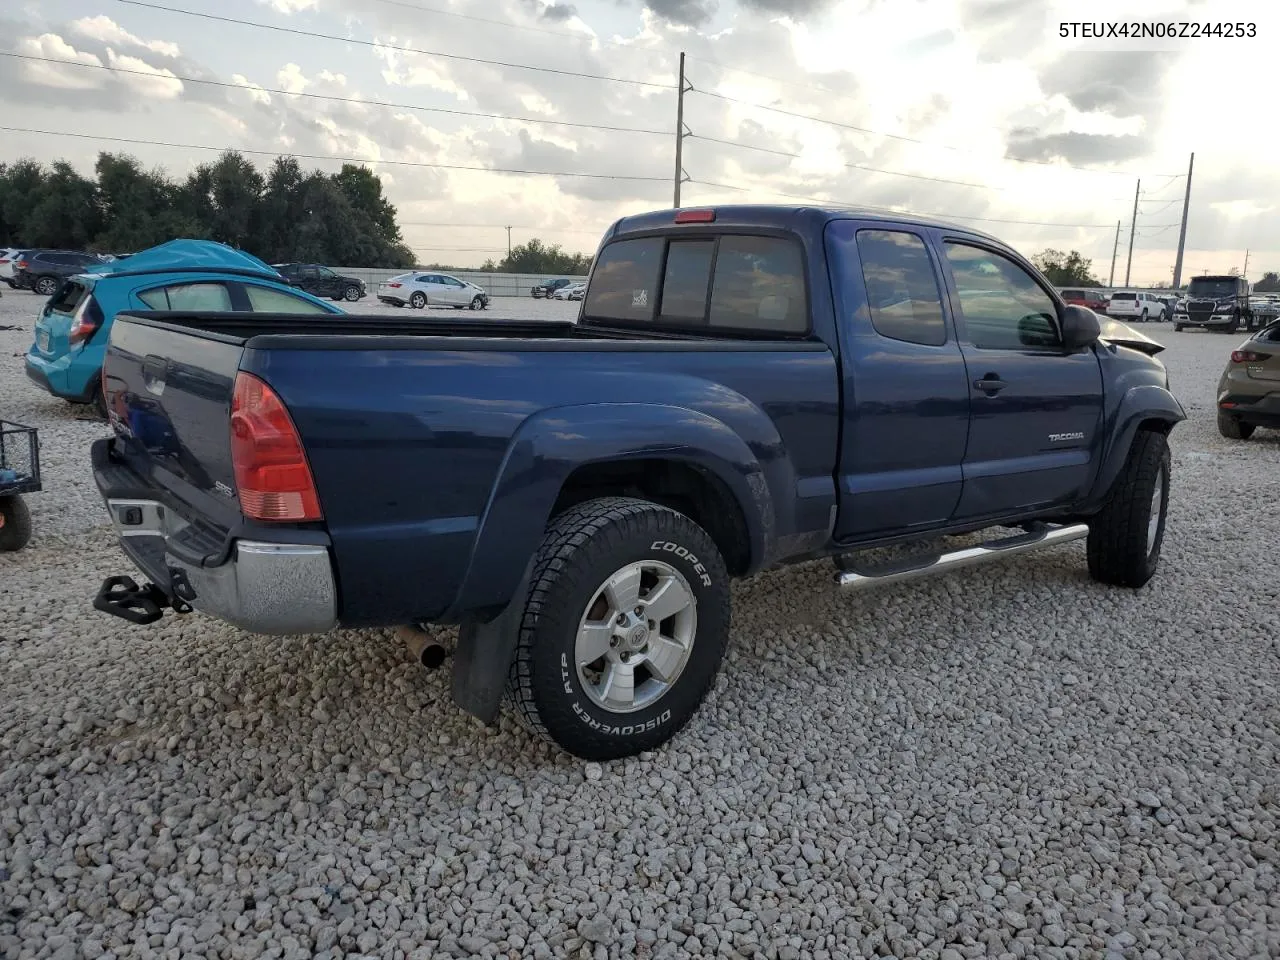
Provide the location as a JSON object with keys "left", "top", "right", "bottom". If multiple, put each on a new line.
{"left": 2, "top": 307, "right": 1279, "bottom": 958}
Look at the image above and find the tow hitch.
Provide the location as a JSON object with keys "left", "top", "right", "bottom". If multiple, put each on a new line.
{"left": 93, "top": 575, "right": 193, "bottom": 625}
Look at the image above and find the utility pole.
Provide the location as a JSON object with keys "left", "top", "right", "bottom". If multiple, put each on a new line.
{"left": 1171, "top": 152, "right": 1194, "bottom": 289}
{"left": 1124, "top": 178, "right": 1140, "bottom": 286}
{"left": 673, "top": 51, "right": 689, "bottom": 208}
{"left": 505, "top": 226, "right": 512, "bottom": 259}
{"left": 1243, "top": 249, "right": 1250, "bottom": 280}
{"left": 1109, "top": 220, "right": 1120, "bottom": 287}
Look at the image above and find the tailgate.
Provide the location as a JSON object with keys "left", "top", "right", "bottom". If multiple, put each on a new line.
{"left": 104, "top": 315, "right": 246, "bottom": 531}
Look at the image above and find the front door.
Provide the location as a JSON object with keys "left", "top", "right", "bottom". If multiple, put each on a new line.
{"left": 827, "top": 221, "right": 972, "bottom": 541}
{"left": 940, "top": 240, "right": 1104, "bottom": 520}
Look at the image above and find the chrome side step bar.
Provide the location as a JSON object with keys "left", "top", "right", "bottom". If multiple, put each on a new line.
{"left": 836, "top": 522, "right": 1090, "bottom": 591}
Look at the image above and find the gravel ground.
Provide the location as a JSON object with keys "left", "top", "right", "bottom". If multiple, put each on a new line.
{"left": 2, "top": 287, "right": 1278, "bottom": 960}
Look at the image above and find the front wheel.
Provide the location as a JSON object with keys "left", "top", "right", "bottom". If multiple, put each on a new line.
{"left": 0, "top": 495, "right": 32, "bottom": 552}
{"left": 343, "top": 285, "right": 361, "bottom": 302}
{"left": 470, "top": 297, "right": 484, "bottom": 310}
{"left": 1086, "top": 429, "right": 1170, "bottom": 589}
{"left": 508, "top": 497, "right": 731, "bottom": 761}
{"left": 1174, "top": 323, "right": 1184, "bottom": 332}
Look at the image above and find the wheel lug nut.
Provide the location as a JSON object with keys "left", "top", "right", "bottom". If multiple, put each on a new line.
{"left": 616, "top": 614, "right": 626, "bottom": 625}
{"left": 634, "top": 606, "right": 643, "bottom": 615}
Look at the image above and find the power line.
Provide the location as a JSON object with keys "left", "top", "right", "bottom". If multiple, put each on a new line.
{"left": 690, "top": 179, "right": 1181, "bottom": 229}
{"left": 115, "top": 0, "right": 674, "bottom": 90}
{"left": 689, "top": 87, "right": 1185, "bottom": 179}
{"left": 0, "top": 126, "right": 671, "bottom": 182}
{"left": 1, "top": 53, "right": 669, "bottom": 137}
{"left": 684, "top": 55, "right": 861, "bottom": 104}
{"left": 689, "top": 133, "right": 999, "bottom": 190}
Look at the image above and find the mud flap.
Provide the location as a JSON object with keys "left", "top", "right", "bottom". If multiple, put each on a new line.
{"left": 450, "top": 558, "right": 535, "bottom": 725}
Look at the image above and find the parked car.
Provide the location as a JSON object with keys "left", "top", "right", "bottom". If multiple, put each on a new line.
{"left": 25, "top": 239, "right": 343, "bottom": 414}
{"left": 13, "top": 251, "right": 107, "bottom": 295}
{"left": 90, "top": 204, "right": 1184, "bottom": 761}
{"left": 1173, "top": 275, "right": 1253, "bottom": 333}
{"left": 274, "top": 263, "right": 367, "bottom": 302}
{"left": 1059, "top": 288, "right": 1108, "bottom": 313}
{"left": 1253, "top": 295, "right": 1280, "bottom": 326}
{"left": 376, "top": 272, "right": 489, "bottom": 310}
{"left": 1105, "top": 290, "right": 1164, "bottom": 322}
{"left": 531, "top": 278, "right": 575, "bottom": 298}
{"left": 554, "top": 282, "right": 587, "bottom": 301}
{"left": 1216, "top": 320, "right": 1280, "bottom": 439}
{"left": 0, "top": 248, "right": 29, "bottom": 288}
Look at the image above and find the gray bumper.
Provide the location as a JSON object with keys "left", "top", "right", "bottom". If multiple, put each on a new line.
{"left": 106, "top": 498, "right": 337, "bottom": 635}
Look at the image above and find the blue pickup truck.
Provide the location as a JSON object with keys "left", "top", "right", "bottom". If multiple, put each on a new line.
{"left": 91, "top": 205, "right": 1184, "bottom": 760}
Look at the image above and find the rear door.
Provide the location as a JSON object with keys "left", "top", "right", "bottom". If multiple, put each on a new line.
{"left": 826, "top": 220, "right": 972, "bottom": 540}
{"left": 939, "top": 239, "right": 1104, "bottom": 520}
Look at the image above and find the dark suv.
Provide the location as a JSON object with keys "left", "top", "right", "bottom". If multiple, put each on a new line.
{"left": 274, "top": 263, "right": 367, "bottom": 302}
{"left": 530, "top": 278, "right": 574, "bottom": 299}
{"left": 14, "top": 251, "right": 107, "bottom": 296}
{"left": 1174, "top": 275, "right": 1253, "bottom": 332}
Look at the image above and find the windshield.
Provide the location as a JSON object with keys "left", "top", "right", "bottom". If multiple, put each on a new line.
{"left": 1188, "top": 278, "right": 1238, "bottom": 298}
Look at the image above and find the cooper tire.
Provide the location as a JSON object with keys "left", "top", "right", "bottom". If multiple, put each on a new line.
{"left": 1086, "top": 429, "right": 1170, "bottom": 589}
{"left": 1217, "top": 412, "right": 1254, "bottom": 440}
{"left": 409, "top": 292, "right": 427, "bottom": 309}
{"left": 0, "top": 495, "right": 32, "bottom": 552}
{"left": 508, "top": 496, "right": 731, "bottom": 761}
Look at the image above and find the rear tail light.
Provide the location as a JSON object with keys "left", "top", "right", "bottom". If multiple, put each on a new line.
{"left": 68, "top": 296, "right": 104, "bottom": 345}
{"left": 674, "top": 209, "right": 716, "bottom": 223}
{"left": 387, "top": 282, "right": 401, "bottom": 288}
{"left": 1231, "top": 350, "right": 1269, "bottom": 363}
{"left": 230, "top": 372, "right": 322, "bottom": 522}
{"left": 16, "top": 260, "right": 27, "bottom": 269}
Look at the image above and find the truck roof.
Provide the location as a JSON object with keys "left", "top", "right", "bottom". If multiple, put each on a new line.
{"left": 607, "top": 204, "right": 1004, "bottom": 246}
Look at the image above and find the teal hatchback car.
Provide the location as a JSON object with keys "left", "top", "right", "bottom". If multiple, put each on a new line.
{"left": 24, "top": 240, "right": 343, "bottom": 412}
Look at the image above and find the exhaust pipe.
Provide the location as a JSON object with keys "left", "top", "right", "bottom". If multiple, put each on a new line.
{"left": 396, "top": 625, "right": 450, "bottom": 671}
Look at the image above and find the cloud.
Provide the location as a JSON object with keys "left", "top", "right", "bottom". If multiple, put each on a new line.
{"left": 261, "top": 0, "right": 320, "bottom": 12}
{"left": 542, "top": 3, "right": 578, "bottom": 20}
{"left": 739, "top": 0, "right": 836, "bottom": 17}
{"left": 1036, "top": 51, "right": 1174, "bottom": 119}
{"left": 1006, "top": 130, "right": 1147, "bottom": 166}
{"left": 68, "top": 14, "right": 182, "bottom": 58}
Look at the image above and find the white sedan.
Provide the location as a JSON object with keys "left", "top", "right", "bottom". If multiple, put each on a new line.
{"left": 377, "top": 272, "right": 489, "bottom": 310}
{"left": 553, "top": 282, "right": 587, "bottom": 301}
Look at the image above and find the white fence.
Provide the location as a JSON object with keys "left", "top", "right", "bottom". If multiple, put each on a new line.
{"left": 332, "top": 268, "right": 588, "bottom": 299}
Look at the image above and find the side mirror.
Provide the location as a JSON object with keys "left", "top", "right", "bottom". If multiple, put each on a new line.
{"left": 1061, "top": 304, "right": 1101, "bottom": 351}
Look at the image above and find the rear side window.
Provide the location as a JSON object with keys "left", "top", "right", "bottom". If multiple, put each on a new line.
{"left": 1061, "top": 290, "right": 1083, "bottom": 299}
{"left": 1111, "top": 293, "right": 1136, "bottom": 300}
{"left": 854, "top": 230, "right": 947, "bottom": 346}
{"left": 138, "top": 282, "right": 233, "bottom": 311}
{"left": 243, "top": 284, "right": 332, "bottom": 314}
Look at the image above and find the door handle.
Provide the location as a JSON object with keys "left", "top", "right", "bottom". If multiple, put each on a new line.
{"left": 973, "top": 375, "right": 1007, "bottom": 394}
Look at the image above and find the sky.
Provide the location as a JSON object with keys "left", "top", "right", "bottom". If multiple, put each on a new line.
{"left": 0, "top": 0, "right": 1274, "bottom": 284}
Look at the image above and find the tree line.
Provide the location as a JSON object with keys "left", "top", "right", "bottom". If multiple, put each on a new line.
{"left": 0, "top": 151, "right": 597, "bottom": 274}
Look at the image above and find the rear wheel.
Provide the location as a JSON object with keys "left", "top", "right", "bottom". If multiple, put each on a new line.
{"left": 1217, "top": 412, "right": 1255, "bottom": 440}
{"left": 508, "top": 497, "right": 731, "bottom": 760}
{"left": 1087, "top": 429, "right": 1170, "bottom": 589}
{"left": 34, "top": 276, "right": 57, "bottom": 296}
{"left": 0, "top": 495, "right": 32, "bottom": 552}
{"left": 1140, "top": 309, "right": 1148, "bottom": 322}
{"left": 409, "top": 291, "right": 427, "bottom": 309}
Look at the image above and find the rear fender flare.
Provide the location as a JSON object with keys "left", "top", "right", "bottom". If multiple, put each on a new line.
{"left": 446, "top": 402, "right": 775, "bottom": 620}
{"left": 1088, "top": 384, "right": 1186, "bottom": 508}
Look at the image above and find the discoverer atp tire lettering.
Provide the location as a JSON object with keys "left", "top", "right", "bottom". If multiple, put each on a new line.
{"left": 507, "top": 496, "right": 731, "bottom": 761}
